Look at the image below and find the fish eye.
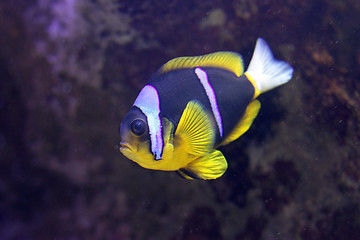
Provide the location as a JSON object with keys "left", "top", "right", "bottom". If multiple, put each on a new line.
{"left": 130, "top": 119, "right": 147, "bottom": 136}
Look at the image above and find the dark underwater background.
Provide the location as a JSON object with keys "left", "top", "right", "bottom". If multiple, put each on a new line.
{"left": 1, "top": 0, "right": 360, "bottom": 239}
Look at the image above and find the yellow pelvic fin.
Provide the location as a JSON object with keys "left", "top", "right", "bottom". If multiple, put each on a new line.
{"left": 160, "top": 51, "right": 244, "bottom": 77}
{"left": 175, "top": 101, "right": 215, "bottom": 156}
{"left": 177, "top": 169, "right": 197, "bottom": 180}
{"left": 219, "top": 100, "right": 261, "bottom": 146}
{"left": 180, "top": 150, "right": 228, "bottom": 180}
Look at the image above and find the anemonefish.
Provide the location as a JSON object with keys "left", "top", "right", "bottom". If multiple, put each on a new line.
{"left": 119, "top": 38, "right": 293, "bottom": 180}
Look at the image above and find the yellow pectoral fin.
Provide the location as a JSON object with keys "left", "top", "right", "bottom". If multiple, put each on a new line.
{"left": 175, "top": 101, "right": 215, "bottom": 156}
{"left": 181, "top": 150, "right": 228, "bottom": 180}
{"left": 162, "top": 117, "right": 174, "bottom": 145}
{"left": 160, "top": 117, "right": 175, "bottom": 161}
{"left": 161, "top": 142, "right": 174, "bottom": 161}
{"left": 219, "top": 100, "right": 261, "bottom": 147}
{"left": 160, "top": 52, "right": 244, "bottom": 77}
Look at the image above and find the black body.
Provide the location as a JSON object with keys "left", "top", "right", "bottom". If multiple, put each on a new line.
{"left": 147, "top": 67, "right": 255, "bottom": 145}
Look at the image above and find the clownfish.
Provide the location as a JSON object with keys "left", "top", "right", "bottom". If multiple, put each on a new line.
{"left": 119, "top": 38, "right": 293, "bottom": 180}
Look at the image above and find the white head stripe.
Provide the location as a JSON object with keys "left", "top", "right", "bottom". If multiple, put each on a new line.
{"left": 133, "top": 85, "right": 163, "bottom": 159}
{"left": 195, "top": 67, "right": 223, "bottom": 137}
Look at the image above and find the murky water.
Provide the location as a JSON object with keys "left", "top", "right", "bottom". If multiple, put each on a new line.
{"left": 0, "top": 1, "right": 359, "bottom": 239}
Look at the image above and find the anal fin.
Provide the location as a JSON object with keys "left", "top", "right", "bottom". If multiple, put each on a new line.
{"left": 219, "top": 100, "right": 261, "bottom": 146}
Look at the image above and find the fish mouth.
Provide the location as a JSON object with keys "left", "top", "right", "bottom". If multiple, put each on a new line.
{"left": 119, "top": 142, "right": 135, "bottom": 152}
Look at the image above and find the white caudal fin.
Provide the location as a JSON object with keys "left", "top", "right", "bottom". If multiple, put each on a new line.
{"left": 245, "top": 38, "right": 293, "bottom": 94}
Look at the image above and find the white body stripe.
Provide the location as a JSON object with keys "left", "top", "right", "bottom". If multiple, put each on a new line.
{"left": 133, "top": 85, "right": 163, "bottom": 159}
{"left": 195, "top": 67, "right": 223, "bottom": 137}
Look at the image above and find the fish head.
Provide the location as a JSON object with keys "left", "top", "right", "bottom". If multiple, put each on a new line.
{"left": 120, "top": 107, "right": 182, "bottom": 170}
{"left": 119, "top": 107, "right": 154, "bottom": 165}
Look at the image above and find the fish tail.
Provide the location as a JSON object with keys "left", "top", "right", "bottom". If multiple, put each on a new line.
{"left": 245, "top": 38, "right": 293, "bottom": 95}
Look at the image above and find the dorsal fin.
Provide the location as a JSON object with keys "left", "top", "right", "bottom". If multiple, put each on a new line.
{"left": 160, "top": 51, "right": 244, "bottom": 77}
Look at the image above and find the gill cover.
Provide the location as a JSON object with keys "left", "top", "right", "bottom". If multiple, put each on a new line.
{"left": 133, "top": 85, "right": 163, "bottom": 159}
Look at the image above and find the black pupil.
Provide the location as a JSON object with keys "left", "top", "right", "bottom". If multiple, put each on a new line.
{"left": 131, "top": 119, "right": 146, "bottom": 136}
